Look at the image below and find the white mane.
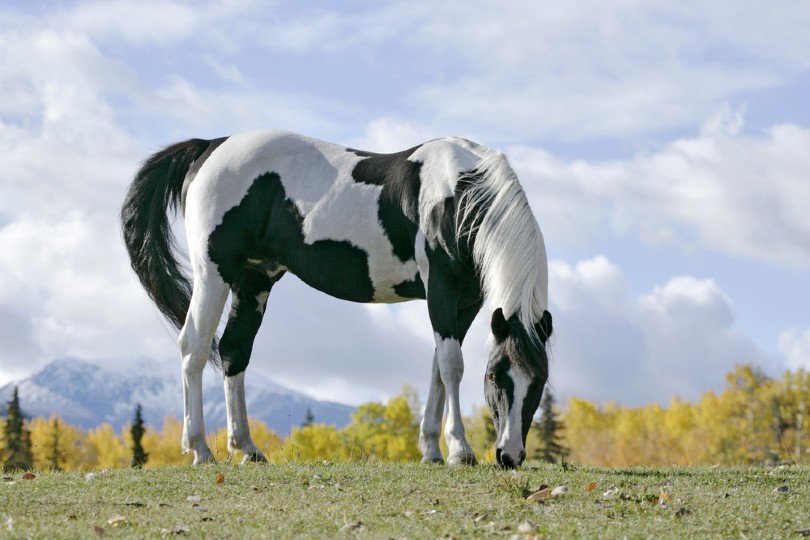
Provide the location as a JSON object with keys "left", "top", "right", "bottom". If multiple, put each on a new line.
{"left": 457, "top": 149, "right": 548, "bottom": 340}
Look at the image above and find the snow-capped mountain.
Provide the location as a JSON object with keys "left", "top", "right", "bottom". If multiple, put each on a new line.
{"left": 0, "top": 358, "right": 354, "bottom": 434}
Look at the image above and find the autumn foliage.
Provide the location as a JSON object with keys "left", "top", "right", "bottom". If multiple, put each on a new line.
{"left": 564, "top": 365, "right": 809, "bottom": 466}
{"left": 1, "top": 365, "right": 808, "bottom": 471}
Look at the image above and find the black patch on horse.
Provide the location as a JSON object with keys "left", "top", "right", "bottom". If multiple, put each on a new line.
{"left": 208, "top": 172, "right": 376, "bottom": 302}
{"left": 393, "top": 276, "right": 426, "bottom": 299}
{"left": 349, "top": 146, "right": 422, "bottom": 263}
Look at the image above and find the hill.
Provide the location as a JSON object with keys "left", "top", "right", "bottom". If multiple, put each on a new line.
{"left": 0, "top": 358, "right": 354, "bottom": 434}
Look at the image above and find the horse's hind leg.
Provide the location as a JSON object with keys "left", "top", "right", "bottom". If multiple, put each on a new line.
{"left": 220, "top": 268, "right": 285, "bottom": 464}
{"left": 178, "top": 272, "right": 229, "bottom": 465}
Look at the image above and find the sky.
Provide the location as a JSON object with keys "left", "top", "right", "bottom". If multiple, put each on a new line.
{"left": 1, "top": 0, "right": 809, "bottom": 412}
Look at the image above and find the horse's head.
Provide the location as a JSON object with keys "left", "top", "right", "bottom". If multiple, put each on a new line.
{"left": 485, "top": 307, "right": 552, "bottom": 468}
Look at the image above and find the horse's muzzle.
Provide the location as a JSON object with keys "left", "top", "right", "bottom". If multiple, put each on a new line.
{"left": 495, "top": 447, "right": 526, "bottom": 468}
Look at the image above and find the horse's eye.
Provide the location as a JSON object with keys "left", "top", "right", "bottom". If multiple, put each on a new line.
{"left": 487, "top": 372, "right": 496, "bottom": 383}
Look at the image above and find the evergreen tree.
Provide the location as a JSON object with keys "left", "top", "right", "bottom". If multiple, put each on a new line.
{"left": 2, "top": 387, "right": 34, "bottom": 471}
{"left": 533, "top": 388, "right": 568, "bottom": 463}
{"left": 130, "top": 404, "right": 148, "bottom": 468}
{"left": 47, "top": 418, "right": 63, "bottom": 471}
{"left": 303, "top": 407, "right": 315, "bottom": 427}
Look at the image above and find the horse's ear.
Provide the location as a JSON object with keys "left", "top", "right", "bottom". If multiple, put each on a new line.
{"left": 491, "top": 308, "right": 509, "bottom": 342}
{"left": 534, "top": 309, "right": 553, "bottom": 343}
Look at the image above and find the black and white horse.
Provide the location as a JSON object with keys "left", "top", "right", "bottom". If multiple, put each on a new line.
{"left": 121, "top": 130, "right": 552, "bottom": 468}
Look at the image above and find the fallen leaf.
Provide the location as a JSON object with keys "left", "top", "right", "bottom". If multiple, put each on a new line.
{"left": 194, "top": 506, "right": 209, "bottom": 512}
{"left": 93, "top": 526, "right": 105, "bottom": 536}
{"left": 2, "top": 476, "right": 14, "bottom": 482}
{"left": 186, "top": 495, "right": 201, "bottom": 503}
{"left": 659, "top": 492, "right": 670, "bottom": 505}
{"left": 526, "top": 487, "right": 551, "bottom": 502}
{"left": 796, "top": 527, "right": 810, "bottom": 537}
{"left": 161, "top": 522, "right": 191, "bottom": 536}
{"left": 674, "top": 507, "right": 691, "bottom": 518}
{"left": 517, "top": 521, "right": 537, "bottom": 534}
{"left": 107, "top": 515, "right": 128, "bottom": 527}
{"left": 403, "top": 510, "right": 415, "bottom": 518}
{"left": 602, "top": 486, "right": 619, "bottom": 499}
{"left": 551, "top": 485, "right": 568, "bottom": 497}
{"left": 339, "top": 520, "right": 366, "bottom": 533}
{"left": 85, "top": 473, "right": 96, "bottom": 481}
{"left": 473, "top": 512, "right": 488, "bottom": 523}
{"left": 21, "top": 472, "right": 36, "bottom": 480}
{"left": 5, "top": 518, "right": 12, "bottom": 532}
{"left": 68, "top": 515, "right": 77, "bottom": 520}
{"left": 215, "top": 474, "right": 225, "bottom": 484}
{"left": 123, "top": 501, "right": 145, "bottom": 507}
{"left": 773, "top": 485, "right": 789, "bottom": 494}
{"left": 587, "top": 481, "right": 597, "bottom": 492}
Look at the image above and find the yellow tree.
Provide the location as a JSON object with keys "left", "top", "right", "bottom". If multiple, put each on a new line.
{"left": 142, "top": 417, "right": 188, "bottom": 467}
{"left": 285, "top": 424, "right": 347, "bottom": 461}
{"left": 85, "top": 423, "right": 129, "bottom": 469}
{"left": 341, "top": 391, "right": 421, "bottom": 462}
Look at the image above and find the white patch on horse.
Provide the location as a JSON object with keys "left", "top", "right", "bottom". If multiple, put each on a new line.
{"left": 409, "top": 139, "right": 480, "bottom": 244}
{"left": 497, "top": 367, "right": 531, "bottom": 459}
{"left": 300, "top": 178, "right": 418, "bottom": 302}
{"left": 415, "top": 230, "right": 429, "bottom": 291}
{"left": 256, "top": 291, "right": 269, "bottom": 315}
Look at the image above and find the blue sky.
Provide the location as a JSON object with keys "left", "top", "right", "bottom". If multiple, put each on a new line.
{"left": 0, "top": 0, "right": 808, "bottom": 410}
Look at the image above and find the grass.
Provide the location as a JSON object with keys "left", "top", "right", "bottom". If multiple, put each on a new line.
{"left": 1, "top": 462, "right": 808, "bottom": 538}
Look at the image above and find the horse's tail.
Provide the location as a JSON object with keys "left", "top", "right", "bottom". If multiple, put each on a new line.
{"left": 120, "top": 138, "right": 220, "bottom": 334}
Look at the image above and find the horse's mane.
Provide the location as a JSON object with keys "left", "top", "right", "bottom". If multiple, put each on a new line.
{"left": 456, "top": 149, "right": 548, "bottom": 343}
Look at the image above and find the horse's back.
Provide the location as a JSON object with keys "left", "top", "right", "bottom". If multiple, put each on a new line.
{"left": 186, "top": 130, "right": 486, "bottom": 302}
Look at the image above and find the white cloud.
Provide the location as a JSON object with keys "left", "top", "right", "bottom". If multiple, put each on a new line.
{"left": 349, "top": 117, "right": 441, "bottom": 153}
{"left": 64, "top": 0, "right": 202, "bottom": 46}
{"left": 778, "top": 326, "right": 810, "bottom": 371}
{"left": 548, "top": 256, "right": 771, "bottom": 405}
{"left": 511, "top": 111, "right": 810, "bottom": 268}
{"left": 245, "top": 0, "right": 810, "bottom": 141}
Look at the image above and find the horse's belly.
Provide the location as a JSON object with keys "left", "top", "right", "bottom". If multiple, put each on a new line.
{"left": 277, "top": 227, "right": 426, "bottom": 304}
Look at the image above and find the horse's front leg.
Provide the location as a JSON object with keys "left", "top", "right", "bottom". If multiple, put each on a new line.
{"left": 419, "top": 349, "right": 445, "bottom": 463}
{"left": 424, "top": 261, "right": 476, "bottom": 466}
{"left": 435, "top": 333, "right": 476, "bottom": 465}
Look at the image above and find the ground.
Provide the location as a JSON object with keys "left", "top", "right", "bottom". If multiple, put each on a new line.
{"left": 1, "top": 463, "right": 807, "bottom": 538}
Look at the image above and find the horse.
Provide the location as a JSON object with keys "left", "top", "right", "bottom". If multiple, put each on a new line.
{"left": 121, "top": 130, "right": 552, "bottom": 468}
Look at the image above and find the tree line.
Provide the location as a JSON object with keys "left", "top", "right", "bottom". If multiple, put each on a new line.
{"left": 1, "top": 364, "right": 807, "bottom": 471}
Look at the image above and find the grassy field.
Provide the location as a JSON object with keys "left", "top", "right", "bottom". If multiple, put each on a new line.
{"left": 1, "top": 462, "right": 807, "bottom": 538}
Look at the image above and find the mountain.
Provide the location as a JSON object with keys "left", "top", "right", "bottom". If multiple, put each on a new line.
{"left": 0, "top": 358, "right": 354, "bottom": 435}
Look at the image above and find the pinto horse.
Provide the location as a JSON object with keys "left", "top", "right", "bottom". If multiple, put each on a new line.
{"left": 121, "top": 130, "right": 552, "bottom": 468}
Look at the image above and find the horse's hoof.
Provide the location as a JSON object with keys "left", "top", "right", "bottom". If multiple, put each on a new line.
{"left": 241, "top": 451, "right": 268, "bottom": 465}
{"left": 192, "top": 452, "right": 216, "bottom": 466}
{"left": 421, "top": 456, "right": 445, "bottom": 465}
{"left": 448, "top": 454, "right": 477, "bottom": 466}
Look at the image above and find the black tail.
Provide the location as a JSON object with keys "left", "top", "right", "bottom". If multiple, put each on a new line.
{"left": 120, "top": 138, "right": 222, "bottom": 336}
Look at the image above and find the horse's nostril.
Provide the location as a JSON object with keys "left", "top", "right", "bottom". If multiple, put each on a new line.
{"left": 499, "top": 452, "right": 516, "bottom": 469}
